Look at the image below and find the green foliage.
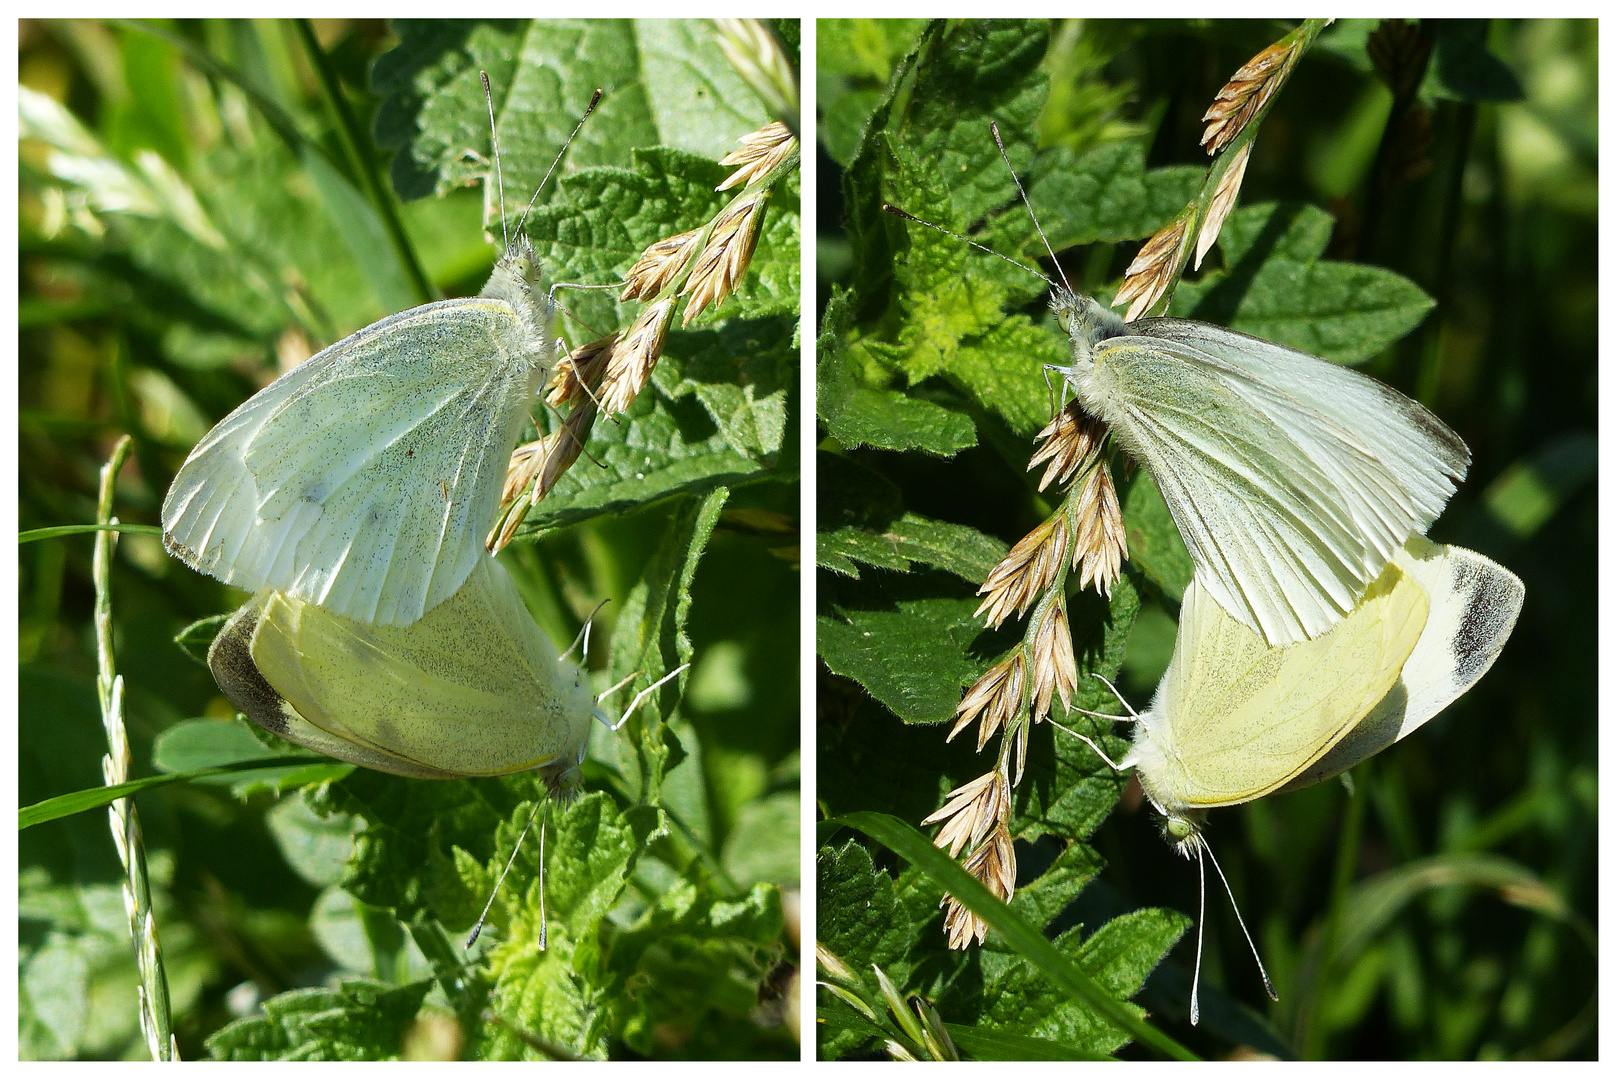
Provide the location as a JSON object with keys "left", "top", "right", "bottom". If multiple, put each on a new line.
{"left": 19, "top": 18, "right": 798, "bottom": 1061}
{"left": 817, "top": 17, "right": 1595, "bottom": 1061}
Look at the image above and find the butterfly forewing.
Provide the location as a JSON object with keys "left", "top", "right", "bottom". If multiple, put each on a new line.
{"left": 163, "top": 297, "right": 549, "bottom": 627}
{"left": 1088, "top": 327, "right": 1463, "bottom": 646}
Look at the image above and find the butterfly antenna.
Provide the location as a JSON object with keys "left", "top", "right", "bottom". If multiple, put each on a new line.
{"left": 467, "top": 790, "right": 549, "bottom": 949}
{"left": 1088, "top": 672, "right": 1139, "bottom": 718}
{"left": 600, "top": 664, "right": 691, "bottom": 731}
{"left": 989, "top": 120, "right": 1072, "bottom": 294}
{"left": 517, "top": 88, "right": 604, "bottom": 235}
{"left": 1046, "top": 718, "right": 1127, "bottom": 772}
{"left": 481, "top": 72, "right": 509, "bottom": 252}
{"left": 537, "top": 798, "right": 549, "bottom": 950}
{"left": 1191, "top": 838, "right": 1207, "bottom": 1026}
{"left": 882, "top": 204, "right": 1053, "bottom": 287}
{"left": 564, "top": 600, "right": 611, "bottom": 661}
{"left": 1203, "top": 838, "right": 1278, "bottom": 1003}
{"left": 549, "top": 280, "right": 622, "bottom": 303}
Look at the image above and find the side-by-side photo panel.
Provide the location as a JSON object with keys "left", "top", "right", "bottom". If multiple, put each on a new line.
{"left": 19, "top": 18, "right": 801, "bottom": 1061}
{"left": 816, "top": 17, "right": 1595, "bottom": 1062}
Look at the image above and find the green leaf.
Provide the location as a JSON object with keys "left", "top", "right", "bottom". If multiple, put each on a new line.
{"left": 206, "top": 978, "right": 432, "bottom": 1060}
{"left": 599, "top": 881, "right": 786, "bottom": 1056}
{"left": 480, "top": 796, "right": 669, "bottom": 1060}
{"left": 819, "top": 512, "right": 1007, "bottom": 585}
{"left": 171, "top": 613, "right": 229, "bottom": 666}
{"left": 721, "top": 791, "right": 800, "bottom": 887}
{"left": 609, "top": 487, "right": 728, "bottom": 804}
{"left": 1028, "top": 142, "right": 1203, "bottom": 250}
{"left": 1119, "top": 470, "right": 1193, "bottom": 603}
{"left": 817, "top": 19, "right": 927, "bottom": 81}
{"left": 817, "top": 572, "right": 988, "bottom": 726}
{"left": 18, "top": 522, "right": 166, "bottom": 544}
{"left": 818, "top": 288, "right": 978, "bottom": 456}
{"left": 1426, "top": 22, "right": 1525, "bottom": 103}
{"left": 373, "top": 20, "right": 772, "bottom": 201}
{"left": 946, "top": 1023, "right": 1112, "bottom": 1061}
{"left": 973, "top": 907, "right": 1188, "bottom": 1056}
{"left": 833, "top": 811, "right": 1197, "bottom": 1060}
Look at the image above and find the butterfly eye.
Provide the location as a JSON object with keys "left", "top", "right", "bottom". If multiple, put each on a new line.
{"left": 1056, "top": 308, "right": 1074, "bottom": 334}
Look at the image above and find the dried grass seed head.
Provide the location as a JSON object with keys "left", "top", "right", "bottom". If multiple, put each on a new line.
{"left": 975, "top": 513, "right": 1069, "bottom": 629}
{"left": 1029, "top": 594, "right": 1077, "bottom": 723}
{"left": 620, "top": 229, "right": 702, "bottom": 303}
{"left": 599, "top": 297, "right": 675, "bottom": 416}
{"left": 1113, "top": 210, "right": 1192, "bottom": 322}
{"left": 941, "top": 823, "right": 1017, "bottom": 950}
{"left": 1200, "top": 37, "right": 1299, "bottom": 156}
{"left": 922, "top": 769, "right": 1010, "bottom": 858}
{"left": 681, "top": 190, "right": 768, "bottom": 325}
{"left": 717, "top": 120, "right": 798, "bottom": 192}
{"left": 950, "top": 651, "right": 1025, "bottom": 752}
{"left": 545, "top": 331, "right": 619, "bottom": 409}
{"left": 1028, "top": 401, "right": 1105, "bottom": 492}
{"left": 1068, "top": 461, "right": 1127, "bottom": 598}
{"left": 1195, "top": 141, "right": 1251, "bottom": 271}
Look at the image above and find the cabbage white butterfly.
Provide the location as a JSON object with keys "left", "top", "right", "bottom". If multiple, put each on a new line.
{"left": 1050, "top": 293, "right": 1470, "bottom": 648}
{"left": 208, "top": 553, "right": 596, "bottom": 791}
{"left": 889, "top": 130, "right": 1471, "bottom": 647}
{"left": 162, "top": 82, "right": 599, "bottom": 627}
{"left": 208, "top": 548, "right": 685, "bottom": 948}
{"left": 1063, "top": 536, "right": 1524, "bottom": 1021}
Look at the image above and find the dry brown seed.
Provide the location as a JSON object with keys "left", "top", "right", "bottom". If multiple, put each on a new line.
{"left": 545, "top": 332, "right": 618, "bottom": 409}
{"left": 1113, "top": 210, "right": 1191, "bottom": 322}
{"left": 599, "top": 297, "right": 675, "bottom": 416}
{"left": 1069, "top": 461, "right": 1127, "bottom": 598}
{"left": 1195, "top": 141, "right": 1251, "bottom": 271}
{"left": 681, "top": 191, "right": 768, "bottom": 325}
{"left": 717, "top": 120, "right": 798, "bottom": 192}
{"left": 1028, "top": 401, "right": 1105, "bottom": 492}
{"left": 922, "top": 769, "right": 1010, "bottom": 858}
{"left": 975, "top": 513, "right": 1069, "bottom": 629}
{"left": 619, "top": 228, "right": 702, "bottom": 303}
{"left": 949, "top": 652, "right": 1025, "bottom": 752}
{"left": 941, "top": 823, "right": 1017, "bottom": 950}
{"left": 1029, "top": 595, "right": 1077, "bottom": 723}
{"left": 1200, "top": 38, "right": 1299, "bottom": 156}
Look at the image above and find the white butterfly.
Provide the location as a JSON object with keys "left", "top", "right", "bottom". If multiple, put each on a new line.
{"left": 208, "top": 550, "right": 592, "bottom": 791}
{"left": 162, "top": 238, "right": 558, "bottom": 626}
{"left": 1051, "top": 291, "right": 1470, "bottom": 647}
{"left": 1064, "top": 536, "right": 1523, "bottom": 1022}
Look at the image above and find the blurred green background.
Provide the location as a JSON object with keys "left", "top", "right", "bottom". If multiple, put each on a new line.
{"left": 817, "top": 18, "right": 1595, "bottom": 1060}
{"left": 19, "top": 18, "right": 800, "bottom": 1059}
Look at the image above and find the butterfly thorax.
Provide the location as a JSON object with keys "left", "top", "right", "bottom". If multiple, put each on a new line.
{"left": 1124, "top": 704, "right": 1210, "bottom": 854}
{"left": 481, "top": 235, "right": 557, "bottom": 374}
{"left": 535, "top": 658, "right": 596, "bottom": 801}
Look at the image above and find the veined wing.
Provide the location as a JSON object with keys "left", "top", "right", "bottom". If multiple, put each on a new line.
{"left": 1143, "top": 319, "right": 1468, "bottom": 513}
{"left": 163, "top": 298, "right": 547, "bottom": 626}
{"left": 1089, "top": 331, "right": 1456, "bottom": 645}
{"left": 1285, "top": 538, "right": 1524, "bottom": 790}
{"left": 252, "top": 558, "right": 581, "bottom": 778}
{"left": 1147, "top": 563, "right": 1427, "bottom": 808}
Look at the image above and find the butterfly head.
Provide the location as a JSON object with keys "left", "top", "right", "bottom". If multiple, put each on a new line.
{"left": 1051, "top": 289, "right": 1128, "bottom": 363}
{"left": 1158, "top": 809, "right": 1208, "bottom": 859}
